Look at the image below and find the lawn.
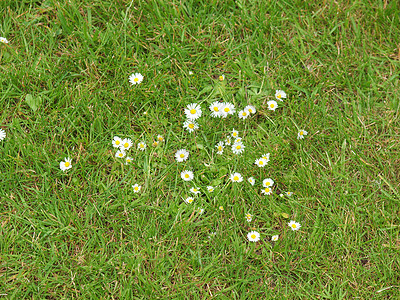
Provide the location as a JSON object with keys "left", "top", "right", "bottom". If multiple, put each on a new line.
{"left": 1, "top": 0, "right": 400, "bottom": 299}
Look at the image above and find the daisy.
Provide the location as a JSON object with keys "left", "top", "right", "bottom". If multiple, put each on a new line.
{"left": 60, "top": 157, "right": 72, "bottom": 172}
{"left": 181, "top": 170, "right": 194, "bottom": 181}
{"left": 297, "top": 130, "right": 308, "bottom": 139}
{"left": 184, "top": 103, "right": 202, "bottom": 120}
{"left": 247, "top": 231, "right": 260, "bottom": 242}
{"left": 221, "top": 102, "right": 235, "bottom": 118}
{"left": 232, "top": 142, "right": 245, "bottom": 155}
{"left": 261, "top": 153, "right": 270, "bottom": 162}
{"left": 198, "top": 208, "right": 205, "bottom": 214}
{"left": 261, "top": 187, "right": 272, "bottom": 195}
{"left": 188, "top": 71, "right": 194, "bottom": 75}
{"left": 120, "top": 138, "right": 133, "bottom": 151}
{"left": 125, "top": 156, "right": 133, "bottom": 165}
{"left": 238, "top": 110, "right": 249, "bottom": 120}
{"left": 286, "top": 192, "right": 293, "bottom": 197}
{"left": 219, "top": 74, "right": 225, "bottom": 81}
{"left": 0, "top": 37, "right": 9, "bottom": 44}
{"left": 0, "top": 129, "right": 6, "bottom": 141}
{"left": 234, "top": 137, "right": 242, "bottom": 144}
{"left": 129, "top": 73, "right": 144, "bottom": 85}
{"left": 271, "top": 235, "right": 279, "bottom": 242}
{"left": 267, "top": 100, "right": 278, "bottom": 111}
{"left": 224, "top": 137, "right": 231, "bottom": 146}
{"left": 248, "top": 177, "right": 255, "bottom": 186}
{"left": 112, "top": 136, "right": 122, "bottom": 148}
{"left": 231, "top": 129, "right": 239, "bottom": 138}
{"left": 184, "top": 197, "right": 194, "bottom": 204}
{"left": 132, "top": 184, "right": 141, "bottom": 193}
{"left": 152, "top": 141, "right": 159, "bottom": 147}
{"left": 209, "top": 101, "right": 223, "bottom": 118}
{"left": 219, "top": 206, "right": 224, "bottom": 211}
{"left": 115, "top": 150, "right": 126, "bottom": 158}
{"left": 137, "top": 142, "right": 147, "bottom": 151}
{"left": 255, "top": 158, "right": 267, "bottom": 167}
{"left": 230, "top": 172, "right": 243, "bottom": 183}
{"left": 288, "top": 220, "right": 301, "bottom": 231}
{"left": 216, "top": 141, "right": 224, "bottom": 155}
{"left": 279, "top": 193, "right": 284, "bottom": 197}
{"left": 175, "top": 149, "right": 189, "bottom": 162}
{"left": 275, "top": 90, "right": 286, "bottom": 101}
{"left": 262, "top": 178, "right": 274, "bottom": 187}
{"left": 157, "top": 135, "right": 164, "bottom": 142}
{"left": 244, "top": 105, "right": 256, "bottom": 114}
{"left": 245, "top": 213, "right": 253, "bottom": 222}
{"left": 207, "top": 186, "right": 214, "bottom": 192}
{"left": 183, "top": 120, "right": 199, "bottom": 133}
{"left": 190, "top": 187, "right": 201, "bottom": 195}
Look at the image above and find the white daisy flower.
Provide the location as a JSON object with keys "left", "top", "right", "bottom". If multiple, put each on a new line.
{"left": 184, "top": 197, "right": 194, "bottom": 204}
{"left": 224, "top": 137, "right": 231, "bottom": 146}
{"left": 221, "top": 102, "right": 235, "bottom": 117}
{"left": 238, "top": 110, "right": 249, "bottom": 119}
{"left": 232, "top": 142, "right": 245, "bottom": 155}
{"left": 244, "top": 105, "right": 256, "bottom": 114}
{"left": 181, "top": 170, "right": 194, "bottom": 181}
{"left": 112, "top": 136, "right": 122, "bottom": 148}
{"left": 261, "top": 153, "right": 270, "bottom": 162}
{"left": 129, "top": 73, "right": 144, "bottom": 85}
{"left": 125, "top": 156, "right": 133, "bottom": 165}
{"left": 245, "top": 213, "right": 253, "bottom": 222}
{"left": 219, "top": 74, "right": 225, "bottom": 81}
{"left": 247, "top": 231, "right": 260, "bottom": 242}
{"left": 261, "top": 187, "right": 272, "bottom": 195}
{"left": 275, "top": 90, "right": 286, "bottom": 101}
{"left": 248, "top": 177, "right": 255, "bottom": 186}
{"left": 175, "top": 149, "right": 189, "bottom": 162}
{"left": 184, "top": 103, "right": 202, "bottom": 120}
{"left": 190, "top": 187, "right": 200, "bottom": 195}
{"left": 297, "top": 130, "right": 308, "bottom": 139}
{"left": 280, "top": 193, "right": 284, "bottom": 197}
{"left": 216, "top": 141, "right": 225, "bottom": 155}
{"left": 137, "top": 142, "right": 147, "bottom": 151}
{"left": 288, "top": 220, "right": 301, "bottom": 231}
{"left": 157, "top": 135, "right": 164, "bottom": 142}
{"left": 152, "top": 141, "right": 159, "bottom": 147}
{"left": 271, "top": 235, "right": 279, "bottom": 242}
{"left": 0, "top": 129, "right": 6, "bottom": 141}
{"left": 132, "top": 184, "right": 141, "bottom": 193}
{"left": 183, "top": 120, "right": 199, "bottom": 133}
{"left": 231, "top": 129, "right": 239, "bottom": 138}
{"left": 267, "top": 100, "right": 278, "bottom": 111}
{"left": 188, "top": 71, "right": 194, "bottom": 75}
{"left": 60, "top": 157, "right": 72, "bottom": 172}
{"left": 286, "top": 192, "right": 293, "bottom": 197}
{"left": 0, "top": 37, "right": 9, "bottom": 44}
{"left": 234, "top": 137, "right": 242, "bottom": 144}
{"left": 230, "top": 172, "right": 243, "bottom": 183}
{"left": 262, "top": 178, "right": 274, "bottom": 187}
{"left": 209, "top": 101, "right": 223, "bottom": 118}
{"left": 219, "top": 206, "right": 224, "bottom": 211}
{"left": 207, "top": 186, "right": 214, "bottom": 192}
{"left": 255, "top": 158, "right": 267, "bottom": 167}
{"left": 115, "top": 150, "right": 126, "bottom": 158}
{"left": 198, "top": 208, "right": 205, "bottom": 214}
{"left": 120, "top": 138, "right": 133, "bottom": 151}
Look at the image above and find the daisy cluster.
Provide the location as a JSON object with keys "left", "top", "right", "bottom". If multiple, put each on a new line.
{"left": 53, "top": 72, "right": 306, "bottom": 245}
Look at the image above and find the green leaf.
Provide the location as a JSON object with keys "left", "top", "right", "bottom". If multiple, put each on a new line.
{"left": 211, "top": 179, "right": 223, "bottom": 186}
{"left": 218, "top": 167, "right": 228, "bottom": 177}
{"left": 25, "top": 94, "right": 42, "bottom": 111}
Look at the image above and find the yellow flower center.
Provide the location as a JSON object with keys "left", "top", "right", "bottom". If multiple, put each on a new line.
{"left": 300, "top": 131, "right": 303, "bottom": 135}
{"left": 140, "top": 144, "right": 143, "bottom": 148}
{"left": 236, "top": 145, "right": 241, "bottom": 150}
{"left": 115, "top": 140, "right": 120, "bottom": 145}
{"left": 190, "top": 109, "right": 196, "bottom": 114}
{"left": 251, "top": 234, "right": 256, "bottom": 239}
{"left": 188, "top": 123, "right": 194, "bottom": 129}
{"left": 291, "top": 224, "right": 297, "bottom": 228}
{"left": 265, "top": 188, "right": 270, "bottom": 193}
{"left": 134, "top": 77, "right": 139, "bottom": 82}
{"left": 233, "top": 133, "right": 237, "bottom": 137}
{"left": 119, "top": 153, "right": 123, "bottom": 157}
{"left": 270, "top": 104, "right": 274, "bottom": 108}
{"left": 64, "top": 162, "right": 70, "bottom": 167}
{"left": 259, "top": 161, "right": 264, "bottom": 165}
{"left": 265, "top": 182, "right": 270, "bottom": 186}
{"left": 193, "top": 189, "right": 197, "bottom": 192}
{"left": 158, "top": 137, "right": 163, "bottom": 141}
{"left": 180, "top": 154, "right": 185, "bottom": 158}
{"left": 218, "top": 146, "right": 222, "bottom": 151}
{"left": 134, "top": 187, "right": 138, "bottom": 191}
{"left": 124, "top": 143, "right": 129, "bottom": 148}
{"left": 127, "top": 159, "right": 131, "bottom": 162}
{"left": 233, "top": 176, "right": 239, "bottom": 181}
{"left": 242, "top": 112, "right": 246, "bottom": 116}
{"left": 219, "top": 206, "right": 224, "bottom": 210}
{"left": 185, "top": 174, "right": 189, "bottom": 178}
{"left": 224, "top": 107, "right": 229, "bottom": 112}
{"left": 248, "top": 109, "right": 253, "bottom": 113}
{"left": 219, "top": 75, "right": 224, "bottom": 81}
{"left": 188, "top": 199, "right": 193, "bottom": 203}
{"left": 277, "top": 94, "right": 281, "bottom": 98}
{"left": 214, "top": 107, "right": 219, "bottom": 112}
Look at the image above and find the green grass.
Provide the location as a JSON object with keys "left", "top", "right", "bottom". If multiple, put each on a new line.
{"left": 1, "top": 0, "right": 400, "bottom": 298}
